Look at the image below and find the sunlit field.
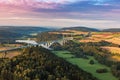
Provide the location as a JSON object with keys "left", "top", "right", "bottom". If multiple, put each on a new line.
{"left": 102, "top": 46, "right": 120, "bottom": 61}
{"left": 79, "top": 32, "right": 120, "bottom": 43}
{"left": 0, "top": 44, "right": 22, "bottom": 58}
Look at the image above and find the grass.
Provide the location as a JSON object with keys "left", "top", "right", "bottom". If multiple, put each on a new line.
{"left": 53, "top": 51, "right": 118, "bottom": 80}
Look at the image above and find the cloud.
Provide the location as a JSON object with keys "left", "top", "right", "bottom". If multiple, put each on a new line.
{"left": 0, "top": 0, "right": 119, "bottom": 28}
{"left": 0, "top": 0, "right": 119, "bottom": 13}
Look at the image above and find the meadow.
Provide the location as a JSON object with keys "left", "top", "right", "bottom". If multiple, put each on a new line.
{"left": 53, "top": 51, "right": 118, "bottom": 80}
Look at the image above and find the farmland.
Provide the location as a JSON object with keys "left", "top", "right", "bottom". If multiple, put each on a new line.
{"left": 0, "top": 44, "right": 22, "bottom": 58}
{"left": 0, "top": 50, "right": 21, "bottom": 58}
{"left": 53, "top": 51, "right": 118, "bottom": 80}
{"left": 102, "top": 46, "right": 120, "bottom": 61}
{"left": 80, "top": 32, "right": 120, "bottom": 43}
{"left": 51, "top": 30, "right": 120, "bottom": 80}
{"left": 102, "top": 46, "right": 120, "bottom": 54}
{"left": 0, "top": 28, "right": 120, "bottom": 80}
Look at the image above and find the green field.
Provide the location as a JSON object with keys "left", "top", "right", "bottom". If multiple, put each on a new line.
{"left": 53, "top": 51, "right": 118, "bottom": 80}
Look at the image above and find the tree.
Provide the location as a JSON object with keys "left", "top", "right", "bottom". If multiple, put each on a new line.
{"left": 89, "top": 60, "right": 95, "bottom": 65}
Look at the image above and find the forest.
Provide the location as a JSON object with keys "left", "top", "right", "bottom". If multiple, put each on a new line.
{"left": 62, "top": 40, "right": 120, "bottom": 79}
{"left": 37, "top": 32, "right": 62, "bottom": 42}
{"left": 0, "top": 46, "right": 98, "bottom": 80}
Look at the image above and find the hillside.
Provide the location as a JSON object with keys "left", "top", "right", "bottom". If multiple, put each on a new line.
{"left": 62, "top": 26, "right": 99, "bottom": 32}
{"left": 103, "top": 28, "right": 120, "bottom": 32}
{"left": 0, "top": 46, "right": 98, "bottom": 80}
{"left": 37, "top": 32, "right": 62, "bottom": 42}
{"left": 0, "top": 30, "right": 23, "bottom": 39}
{"left": 0, "top": 26, "right": 53, "bottom": 39}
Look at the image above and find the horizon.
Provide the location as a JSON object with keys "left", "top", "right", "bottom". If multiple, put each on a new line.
{"left": 0, "top": 0, "right": 120, "bottom": 28}
{"left": 0, "top": 25, "right": 120, "bottom": 30}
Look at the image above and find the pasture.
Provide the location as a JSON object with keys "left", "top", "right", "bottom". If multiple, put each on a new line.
{"left": 53, "top": 51, "right": 118, "bottom": 80}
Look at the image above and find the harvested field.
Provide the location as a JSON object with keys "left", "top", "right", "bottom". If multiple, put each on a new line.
{"left": 105, "top": 38, "right": 120, "bottom": 45}
{"left": 0, "top": 50, "right": 21, "bottom": 58}
{"left": 102, "top": 46, "right": 120, "bottom": 54}
{"left": 109, "top": 56, "right": 120, "bottom": 61}
{"left": 101, "top": 46, "right": 120, "bottom": 61}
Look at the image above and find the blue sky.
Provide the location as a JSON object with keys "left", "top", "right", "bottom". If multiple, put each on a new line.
{"left": 0, "top": 0, "right": 119, "bottom": 29}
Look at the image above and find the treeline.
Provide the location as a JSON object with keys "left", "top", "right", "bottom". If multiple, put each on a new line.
{"left": 63, "top": 40, "right": 120, "bottom": 79}
{"left": 0, "top": 46, "right": 98, "bottom": 80}
{"left": 37, "top": 32, "right": 62, "bottom": 42}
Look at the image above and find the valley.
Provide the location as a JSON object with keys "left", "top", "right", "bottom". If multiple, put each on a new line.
{"left": 0, "top": 26, "right": 120, "bottom": 80}
{"left": 0, "top": 0, "right": 119, "bottom": 80}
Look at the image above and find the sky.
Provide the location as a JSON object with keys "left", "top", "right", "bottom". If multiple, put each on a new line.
{"left": 0, "top": 0, "right": 120, "bottom": 29}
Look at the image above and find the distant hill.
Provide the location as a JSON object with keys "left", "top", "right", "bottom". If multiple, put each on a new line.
{"left": 0, "top": 30, "right": 23, "bottom": 39}
{"left": 61, "top": 26, "right": 99, "bottom": 32}
{"left": 102, "top": 28, "right": 120, "bottom": 32}
{"left": 0, "top": 26, "right": 53, "bottom": 39}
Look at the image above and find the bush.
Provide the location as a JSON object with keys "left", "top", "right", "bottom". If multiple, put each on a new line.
{"left": 89, "top": 60, "right": 95, "bottom": 65}
{"left": 96, "top": 68, "right": 108, "bottom": 73}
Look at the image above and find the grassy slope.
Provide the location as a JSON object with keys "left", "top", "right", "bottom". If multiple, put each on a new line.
{"left": 53, "top": 51, "right": 118, "bottom": 80}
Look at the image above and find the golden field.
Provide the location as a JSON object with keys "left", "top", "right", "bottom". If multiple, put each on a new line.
{"left": 68, "top": 30, "right": 120, "bottom": 62}
{"left": 102, "top": 46, "right": 120, "bottom": 54}
{"left": 110, "top": 56, "right": 120, "bottom": 61}
{"left": 79, "top": 32, "right": 120, "bottom": 43}
{"left": 50, "top": 30, "right": 120, "bottom": 44}
{"left": 0, "top": 50, "right": 21, "bottom": 58}
{"left": 101, "top": 46, "right": 120, "bottom": 61}
{"left": 0, "top": 44, "right": 23, "bottom": 58}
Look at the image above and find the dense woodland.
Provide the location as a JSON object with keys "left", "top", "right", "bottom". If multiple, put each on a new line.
{"left": 62, "top": 40, "right": 120, "bottom": 79}
{"left": 0, "top": 46, "right": 98, "bottom": 80}
{"left": 37, "top": 32, "right": 62, "bottom": 42}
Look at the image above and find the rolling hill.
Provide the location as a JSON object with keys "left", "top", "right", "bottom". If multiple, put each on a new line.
{"left": 61, "top": 26, "right": 100, "bottom": 32}
{"left": 103, "top": 28, "right": 120, "bottom": 32}
{"left": 0, "top": 26, "right": 53, "bottom": 39}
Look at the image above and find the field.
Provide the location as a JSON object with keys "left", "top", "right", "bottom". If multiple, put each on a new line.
{"left": 50, "top": 30, "right": 120, "bottom": 43}
{"left": 102, "top": 47, "right": 120, "bottom": 54}
{"left": 53, "top": 51, "right": 118, "bottom": 80}
{"left": 79, "top": 32, "right": 120, "bottom": 43}
{"left": 0, "top": 50, "right": 21, "bottom": 58}
{"left": 0, "top": 44, "right": 22, "bottom": 58}
{"left": 110, "top": 56, "right": 120, "bottom": 61}
{"left": 105, "top": 38, "right": 120, "bottom": 45}
{"left": 70, "top": 30, "right": 120, "bottom": 62}
{"left": 49, "top": 30, "right": 120, "bottom": 45}
{"left": 0, "top": 44, "right": 22, "bottom": 50}
{"left": 102, "top": 46, "right": 120, "bottom": 61}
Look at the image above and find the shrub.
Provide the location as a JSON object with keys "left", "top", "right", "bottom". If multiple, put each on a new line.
{"left": 96, "top": 68, "right": 108, "bottom": 73}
